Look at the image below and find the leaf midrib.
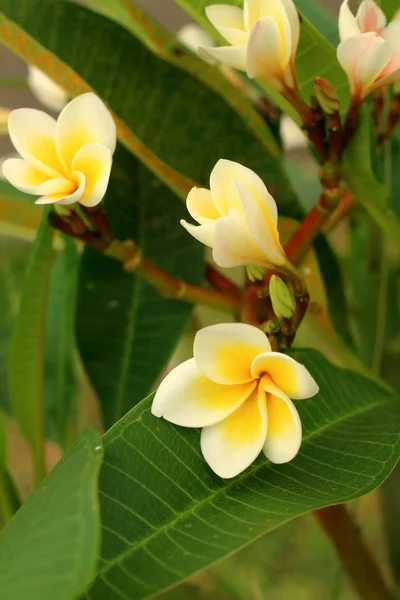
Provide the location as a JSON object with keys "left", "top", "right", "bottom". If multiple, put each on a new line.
{"left": 97, "top": 393, "right": 396, "bottom": 579}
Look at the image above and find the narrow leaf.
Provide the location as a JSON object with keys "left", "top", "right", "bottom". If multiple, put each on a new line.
{"left": 0, "top": 429, "right": 103, "bottom": 600}
{"left": 8, "top": 209, "right": 53, "bottom": 483}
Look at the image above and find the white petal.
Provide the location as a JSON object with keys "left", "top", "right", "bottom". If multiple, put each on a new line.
{"left": 27, "top": 67, "right": 68, "bottom": 113}
{"left": 246, "top": 17, "right": 286, "bottom": 84}
{"left": 56, "top": 93, "right": 116, "bottom": 173}
{"left": 71, "top": 143, "right": 112, "bottom": 207}
{"left": 201, "top": 384, "right": 267, "bottom": 478}
{"left": 280, "top": 0, "right": 300, "bottom": 58}
{"left": 2, "top": 158, "right": 50, "bottom": 194}
{"left": 251, "top": 352, "right": 319, "bottom": 399}
{"left": 382, "top": 20, "right": 400, "bottom": 54}
{"left": 233, "top": 178, "right": 287, "bottom": 267}
{"left": 186, "top": 187, "right": 220, "bottom": 224}
{"left": 35, "top": 172, "right": 85, "bottom": 206}
{"left": 177, "top": 24, "right": 216, "bottom": 55}
{"left": 180, "top": 219, "right": 216, "bottom": 247}
{"left": 339, "top": 0, "right": 361, "bottom": 40}
{"left": 194, "top": 322, "right": 271, "bottom": 385}
{"left": 244, "top": 0, "right": 264, "bottom": 30}
{"left": 258, "top": 0, "right": 293, "bottom": 63}
{"left": 263, "top": 393, "right": 302, "bottom": 464}
{"left": 199, "top": 45, "right": 247, "bottom": 71}
{"left": 152, "top": 358, "right": 257, "bottom": 427}
{"left": 205, "top": 4, "right": 248, "bottom": 45}
{"left": 8, "top": 109, "right": 63, "bottom": 178}
{"left": 356, "top": 0, "right": 386, "bottom": 34}
{"left": 212, "top": 209, "right": 270, "bottom": 268}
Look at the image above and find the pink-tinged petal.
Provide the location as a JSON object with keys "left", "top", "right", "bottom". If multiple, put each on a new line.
{"left": 1, "top": 158, "right": 51, "bottom": 194}
{"left": 339, "top": 0, "right": 361, "bottom": 40}
{"left": 212, "top": 209, "right": 270, "bottom": 268}
{"left": 187, "top": 187, "right": 220, "bottom": 224}
{"left": 244, "top": 0, "right": 264, "bottom": 30}
{"left": 35, "top": 172, "right": 85, "bottom": 206}
{"left": 152, "top": 358, "right": 257, "bottom": 427}
{"left": 263, "top": 393, "right": 302, "bottom": 464}
{"left": 246, "top": 17, "right": 286, "bottom": 84}
{"left": 71, "top": 143, "right": 112, "bottom": 207}
{"left": 372, "top": 66, "right": 400, "bottom": 90}
{"left": 251, "top": 352, "right": 319, "bottom": 399}
{"left": 194, "top": 322, "right": 271, "bottom": 385}
{"left": 180, "top": 219, "right": 216, "bottom": 247}
{"left": 8, "top": 109, "right": 63, "bottom": 178}
{"left": 201, "top": 384, "right": 267, "bottom": 478}
{"left": 199, "top": 45, "right": 247, "bottom": 71}
{"left": 233, "top": 178, "right": 287, "bottom": 267}
{"left": 205, "top": 5, "right": 248, "bottom": 45}
{"left": 356, "top": 0, "right": 386, "bottom": 34}
{"left": 56, "top": 93, "right": 116, "bottom": 173}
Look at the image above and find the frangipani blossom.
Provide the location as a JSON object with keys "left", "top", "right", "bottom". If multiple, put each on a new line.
{"left": 152, "top": 323, "right": 319, "bottom": 478}
{"left": 177, "top": 23, "right": 216, "bottom": 56}
{"left": 337, "top": 0, "right": 400, "bottom": 100}
{"left": 2, "top": 93, "right": 116, "bottom": 207}
{"left": 27, "top": 67, "right": 68, "bottom": 113}
{"left": 181, "top": 159, "right": 288, "bottom": 271}
{"left": 201, "top": 0, "right": 300, "bottom": 91}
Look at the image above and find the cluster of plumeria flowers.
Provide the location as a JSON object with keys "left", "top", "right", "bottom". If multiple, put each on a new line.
{"left": 5, "top": 0, "right": 399, "bottom": 479}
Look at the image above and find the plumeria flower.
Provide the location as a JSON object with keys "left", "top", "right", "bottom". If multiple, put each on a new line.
{"left": 200, "top": 0, "right": 300, "bottom": 92}
{"left": 177, "top": 23, "right": 216, "bottom": 56}
{"left": 1, "top": 93, "right": 116, "bottom": 207}
{"left": 27, "top": 67, "right": 68, "bottom": 113}
{"left": 152, "top": 323, "right": 319, "bottom": 478}
{"left": 180, "top": 159, "right": 288, "bottom": 272}
{"left": 337, "top": 0, "right": 400, "bottom": 101}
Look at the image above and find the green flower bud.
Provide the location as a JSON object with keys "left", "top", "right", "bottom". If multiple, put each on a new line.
{"left": 269, "top": 275, "right": 296, "bottom": 320}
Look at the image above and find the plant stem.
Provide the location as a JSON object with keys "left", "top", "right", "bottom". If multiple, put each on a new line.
{"left": 205, "top": 264, "right": 241, "bottom": 298}
{"left": 314, "top": 505, "right": 395, "bottom": 600}
{"left": 106, "top": 240, "right": 240, "bottom": 313}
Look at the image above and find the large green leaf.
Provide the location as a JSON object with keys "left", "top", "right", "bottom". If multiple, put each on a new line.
{"left": 173, "top": 0, "right": 349, "bottom": 122}
{"left": 0, "top": 429, "right": 103, "bottom": 600}
{"left": 86, "top": 350, "right": 400, "bottom": 599}
{"left": 295, "top": 0, "right": 339, "bottom": 47}
{"left": 0, "top": 0, "right": 299, "bottom": 218}
{"left": 8, "top": 209, "right": 54, "bottom": 483}
{"left": 381, "top": 0, "right": 398, "bottom": 20}
{"left": 77, "top": 146, "right": 204, "bottom": 430}
{"left": 45, "top": 236, "right": 80, "bottom": 447}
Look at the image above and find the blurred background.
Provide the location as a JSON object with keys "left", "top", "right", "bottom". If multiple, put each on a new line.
{"left": 0, "top": 1, "right": 390, "bottom": 599}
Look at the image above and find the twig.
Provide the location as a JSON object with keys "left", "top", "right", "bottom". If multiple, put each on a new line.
{"left": 205, "top": 264, "right": 241, "bottom": 298}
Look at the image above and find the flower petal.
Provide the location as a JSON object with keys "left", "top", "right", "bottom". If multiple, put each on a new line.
{"left": 205, "top": 5, "right": 248, "bottom": 45}
{"left": 187, "top": 187, "right": 220, "bottom": 224}
{"left": 382, "top": 20, "right": 400, "bottom": 54}
{"left": 56, "top": 93, "right": 116, "bottom": 173}
{"left": 1, "top": 158, "right": 50, "bottom": 194}
{"left": 177, "top": 23, "right": 216, "bottom": 55}
{"left": 71, "top": 143, "right": 112, "bottom": 207}
{"left": 199, "top": 45, "right": 247, "bottom": 71}
{"left": 27, "top": 67, "right": 68, "bottom": 113}
{"left": 35, "top": 172, "right": 85, "bottom": 206}
{"left": 180, "top": 219, "right": 216, "bottom": 247}
{"left": 212, "top": 209, "right": 270, "bottom": 268}
{"left": 8, "top": 108, "right": 63, "bottom": 178}
{"left": 251, "top": 352, "right": 319, "bottom": 399}
{"left": 244, "top": 0, "right": 264, "bottom": 30}
{"left": 246, "top": 17, "right": 286, "bottom": 84}
{"left": 201, "top": 384, "right": 267, "bottom": 478}
{"left": 194, "top": 323, "right": 271, "bottom": 385}
{"left": 263, "top": 393, "right": 301, "bottom": 463}
{"left": 258, "top": 0, "right": 293, "bottom": 63}
{"left": 339, "top": 0, "right": 361, "bottom": 40}
{"left": 280, "top": 0, "right": 300, "bottom": 58}
{"left": 356, "top": 0, "right": 386, "bottom": 34}
{"left": 233, "top": 178, "right": 286, "bottom": 267}
{"left": 152, "top": 358, "right": 257, "bottom": 427}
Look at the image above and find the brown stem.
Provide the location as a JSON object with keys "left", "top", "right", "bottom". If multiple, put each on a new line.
{"left": 314, "top": 505, "right": 395, "bottom": 600}
{"left": 205, "top": 264, "right": 241, "bottom": 298}
{"left": 323, "top": 190, "right": 355, "bottom": 233}
{"left": 372, "top": 89, "right": 384, "bottom": 137}
{"left": 342, "top": 100, "right": 361, "bottom": 151}
{"left": 328, "top": 111, "right": 343, "bottom": 161}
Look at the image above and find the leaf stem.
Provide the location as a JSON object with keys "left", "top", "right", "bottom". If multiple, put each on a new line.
{"left": 314, "top": 504, "right": 395, "bottom": 600}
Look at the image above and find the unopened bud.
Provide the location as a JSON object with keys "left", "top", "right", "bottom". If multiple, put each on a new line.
{"left": 315, "top": 77, "right": 340, "bottom": 115}
{"left": 269, "top": 275, "right": 296, "bottom": 320}
{"left": 246, "top": 265, "right": 266, "bottom": 282}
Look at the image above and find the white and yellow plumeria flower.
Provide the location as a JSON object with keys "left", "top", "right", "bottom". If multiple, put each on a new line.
{"left": 177, "top": 23, "right": 216, "bottom": 56}
{"left": 152, "top": 323, "right": 319, "bottom": 479}
{"left": 181, "top": 159, "right": 287, "bottom": 271}
{"left": 2, "top": 93, "right": 116, "bottom": 207}
{"left": 27, "top": 67, "right": 68, "bottom": 113}
{"left": 338, "top": 0, "right": 400, "bottom": 101}
{"left": 200, "top": 0, "right": 300, "bottom": 91}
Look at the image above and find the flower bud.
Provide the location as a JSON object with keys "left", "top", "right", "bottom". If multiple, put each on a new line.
{"left": 314, "top": 78, "right": 340, "bottom": 114}
{"left": 269, "top": 275, "right": 296, "bottom": 320}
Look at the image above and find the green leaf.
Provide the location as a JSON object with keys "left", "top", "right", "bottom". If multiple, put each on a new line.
{"left": 173, "top": 0, "right": 349, "bottom": 123}
{"left": 295, "top": 0, "right": 339, "bottom": 47}
{"left": 8, "top": 209, "right": 54, "bottom": 484}
{"left": 77, "top": 146, "right": 204, "bottom": 430}
{"left": 87, "top": 350, "right": 400, "bottom": 599}
{"left": 0, "top": 428, "right": 103, "bottom": 600}
{"left": 381, "top": 0, "right": 398, "bottom": 20}
{"left": 45, "top": 236, "right": 80, "bottom": 448}
{"left": 0, "top": 180, "right": 40, "bottom": 232}
{"left": 0, "top": 411, "right": 20, "bottom": 525}
{"left": 0, "top": 0, "right": 298, "bottom": 217}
